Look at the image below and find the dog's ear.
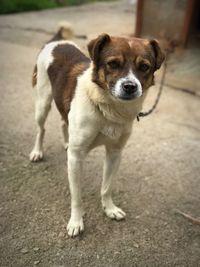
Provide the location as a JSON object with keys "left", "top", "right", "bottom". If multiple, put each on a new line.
{"left": 88, "top": 33, "right": 111, "bottom": 65}
{"left": 149, "top": 39, "right": 165, "bottom": 70}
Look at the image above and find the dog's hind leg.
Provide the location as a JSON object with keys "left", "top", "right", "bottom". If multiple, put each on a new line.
{"left": 30, "top": 63, "right": 53, "bottom": 162}
{"left": 67, "top": 147, "right": 86, "bottom": 237}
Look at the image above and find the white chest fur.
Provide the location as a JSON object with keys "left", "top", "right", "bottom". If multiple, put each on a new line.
{"left": 100, "top": 123, "right": 124, "bottom": 140}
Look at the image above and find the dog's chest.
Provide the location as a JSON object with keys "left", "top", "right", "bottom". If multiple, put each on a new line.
{"left": 100, "top": 123, "right": 124, "bottom": 141}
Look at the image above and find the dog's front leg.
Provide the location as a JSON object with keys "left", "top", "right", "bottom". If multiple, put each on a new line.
{"left": 101, "top": 147, "right": 126, "bottom": 220}
{"left": 67, "top": 147, "right": 86, "bottom": 237}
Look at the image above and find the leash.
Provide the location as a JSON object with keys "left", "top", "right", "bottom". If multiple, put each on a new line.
{"left": 137, "top": 51, "right": 169, "bottom": 122}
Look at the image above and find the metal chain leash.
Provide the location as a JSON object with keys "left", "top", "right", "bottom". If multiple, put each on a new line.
{"left": 137, "top": 50, "right": 170, "bottom": 122}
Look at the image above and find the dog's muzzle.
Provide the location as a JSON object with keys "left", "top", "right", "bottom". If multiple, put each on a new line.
{"left": 111, "top": 73, "right": 142, "bottom": 101}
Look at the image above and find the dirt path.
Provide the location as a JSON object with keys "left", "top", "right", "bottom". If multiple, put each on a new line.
{"left": 0, "top": 1, "right": 200, "bottom": 266}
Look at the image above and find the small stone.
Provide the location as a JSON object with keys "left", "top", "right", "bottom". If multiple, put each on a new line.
{"left": 57, "top": 241, "right": 65, "bottom": 249}
{"left": 33, "top": 247, "right": 39, "bottom": 252}
{"left": 58, "top": 231, "right": 65, "bottom": 238}
{"left": 133, "top": 242, "right": 139, "bottom": 248}
{"left": 21, "top": 248, "right": 29, "bottom": 254}
{"left": 34, "top": 261, "right": 40, "bottom": 265}
{"left": 131, "top": 228, "right": 136, "bottom": 234}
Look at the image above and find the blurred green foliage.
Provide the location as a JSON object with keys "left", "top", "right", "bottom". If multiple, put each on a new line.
{"left": 0, "top": 0, "right": 113, "bottom": 14}
{"left": 0, "top": 0, "right": 57, "bottom": 14}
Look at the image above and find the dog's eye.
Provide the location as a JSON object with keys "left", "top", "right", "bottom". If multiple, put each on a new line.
{"left": 139, "top": 63, "right": 150, "bottom": 72}
{"left": 107, "top": 60, "right": 121, "bottom": 69}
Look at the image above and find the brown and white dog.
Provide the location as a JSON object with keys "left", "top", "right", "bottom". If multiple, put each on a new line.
{"left": 30, "top": 25, "right": 165, "bottom": 237}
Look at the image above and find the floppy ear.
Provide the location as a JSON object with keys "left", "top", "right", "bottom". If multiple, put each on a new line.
{"left": 150, "top": 39, "right": 165, "bottom": 70}
{"left": 88, "top": 33, "right": 111, "bottom": 65}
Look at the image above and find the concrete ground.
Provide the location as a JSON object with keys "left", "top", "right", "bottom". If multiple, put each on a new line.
{"left": 0, "top": 1, "right": 200, "bottom": 266}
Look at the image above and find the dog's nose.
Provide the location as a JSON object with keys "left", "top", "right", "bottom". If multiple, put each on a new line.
{"left": 122, "top": 81, "right": 138, "bottom": 95}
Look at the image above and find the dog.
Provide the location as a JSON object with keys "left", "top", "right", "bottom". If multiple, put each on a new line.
{"left": 30, "top": 24, "right": 165, "bottom": 237}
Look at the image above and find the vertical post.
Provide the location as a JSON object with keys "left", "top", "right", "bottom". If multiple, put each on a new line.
{"left": 180, "top": 0, "right": 195, "bottom": 47}
{"left": 134, "top": 0, "right": 144, "bottom": 37}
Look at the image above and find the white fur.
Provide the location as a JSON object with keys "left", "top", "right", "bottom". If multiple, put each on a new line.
{"left": 30, "top": 44, "right": 146, "bottom": 237}
{"left": 29, "top": 48, "right": 53, "bottom": 161}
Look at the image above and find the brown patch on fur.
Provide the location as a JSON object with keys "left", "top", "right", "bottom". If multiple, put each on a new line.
{"left": 149, "top": 39, "right": 165, "bottom": 70}
{"left": 129, "top": 38, "right": 165, "bottom": 90}
{"left": 32, "top": 64, "right": 37, "bottom": 87}
{"left": 47, "top": 43, "right": 90, "bottom": 121}
{"left": 88, "top": 35, "right": 133, "bottom": 90}
{"left": 32, "top": 24, "right": 73, "bottom": 88}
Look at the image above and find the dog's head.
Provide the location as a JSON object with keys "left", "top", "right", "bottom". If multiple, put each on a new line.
{"left": 88, "top": 34, "right": 165, "bottom": 101}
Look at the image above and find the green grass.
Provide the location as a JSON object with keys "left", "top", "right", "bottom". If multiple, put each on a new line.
{"left": 0, "top": 0, "right": 113, "bottom": 14}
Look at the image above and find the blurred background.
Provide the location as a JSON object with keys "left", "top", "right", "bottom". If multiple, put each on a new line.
{"left": 0, "top": 1, "right": 200, "bottom": 267}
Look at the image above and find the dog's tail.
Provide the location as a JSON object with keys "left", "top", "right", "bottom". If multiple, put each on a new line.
{"left": 48, "top": 21, "right": 74, "bottom": 43}
{"left": 32, "top": 22, "right": 74, "bottom": 87}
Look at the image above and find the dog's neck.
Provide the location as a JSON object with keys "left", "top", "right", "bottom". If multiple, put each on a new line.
{"left": 79, "top": 66, "right": 146, "bottom": 124}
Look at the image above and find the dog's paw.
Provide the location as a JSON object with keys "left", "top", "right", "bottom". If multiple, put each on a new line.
{"left": 29, "top": 150, "right": 43, "bottom": 162}
{"left": 104, "top": 205, "right": 126, "bottom": 220}
{"left": 67, "top": 217, "right": 84, "bottom": 237}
